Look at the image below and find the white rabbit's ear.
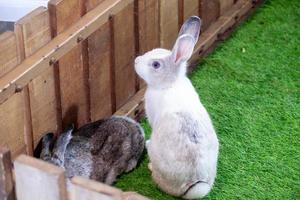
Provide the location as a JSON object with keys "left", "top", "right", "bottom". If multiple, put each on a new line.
{"left": 178, "top": 16, "right": 201, "bottom": 44}
{"left": 171, "top": 34, "right": 195, "bottom": 64}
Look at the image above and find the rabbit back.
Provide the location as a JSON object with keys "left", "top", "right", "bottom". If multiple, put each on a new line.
{"left": 148, "top": 111, "right": 218, "bottom": 196}
{"left": 64, "top": 135, "right": 93, "bottom": 179}
{"left": 42, "top": 116, "right": 145, "bottom": 184}
{"left": 89, "top": 116, "right": 145, "bottom": 184}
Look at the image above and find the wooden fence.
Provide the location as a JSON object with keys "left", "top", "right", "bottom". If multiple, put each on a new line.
{"left": 0, "top": 147, "right": 149, "bottom": 200}
{"left": 0, "top": 0, "right": 262, "bottom": 199}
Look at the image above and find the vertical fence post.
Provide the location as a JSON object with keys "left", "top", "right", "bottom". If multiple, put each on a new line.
{"left": 14, "top": 7, "right": 59, "bottom": 148}
{"left": 0, "top": 32, "right": 26, "bottom": 158}
{"left": 0, "top": 147, "right": 15, "bottom": 200}
{"left": 112, "top": 1, "right": 136, "bottom": 109}
{"left": 85, "top": 0, "right": 115, "bottom": 120}
{"left": 159, "top": 0, "right": 179, "bottom": 49}
{"left": 48, "top": 0, "right": 90, "bottom": 129}
{"left": 14, "top": 155, "right": 67, "bottom": 200}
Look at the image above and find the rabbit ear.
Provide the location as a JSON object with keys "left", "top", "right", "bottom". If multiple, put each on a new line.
{"left": 178, "top": 16, "right": 201, "bottom": 44}
{"left": 171, "top": 34, "right": 195, "bottom": 64}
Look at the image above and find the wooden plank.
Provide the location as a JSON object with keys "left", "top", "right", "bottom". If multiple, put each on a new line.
{"left": 0, "top": 93, "right": 26, "bottom": 158}
{"left": 160, "top": 0, "right": 179, "bottom": 49}
{"left": 199, "top": 0, "right": 220, "bottom": 31}
{"left": 0, "top": 32, "right": 26, "bottom": 158}
{"left": 0, "top": 32, "right": 20, "bottom": 78}
{"left": 184, "top": 0, "right": 199, "bottom": 20}
{"left": 86, "top": 0, "right": 113, "bottom": 121}
{"left": 48, "top": 0, "right": 89, "bottom": 128}
{"left": 0, "top": 0, "right": 133, "bottom": 105}
{"left": 122, "top": 192, "right": 150, "bottom": 200}
{"left": 70, "top": 176, "right": 122, "bottom": 200}
{"left": 136, "top": 0, "right": 159, "bottom": 88}
{"left": 14, "top": 7, "right": 58, "bottom": 149}
{"left": 113, "top": 2, "right": 136, "bottom": 109}
{"left": 220, "top": 0, "right": 234, "bottom": 15}
{"left": 114, "top": 88, "right": 145, "bottom": 121}
{"left": 14, "top": 155, "right": 67, "bottom": 200}
{"left": 85, "top": 0, "right": 106, "bottom": 9}
{"left": 137, "top": 0, "right": 159, "bottom": 54}
{"left": 0, "top": 147, "right": 15, "bottom": 200}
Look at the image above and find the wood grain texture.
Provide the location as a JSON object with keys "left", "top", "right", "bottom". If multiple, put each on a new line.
{"left": 70, "top": 176, "right": 122, "bottom": 200}
{"left": 14, "top": 7, "right": 58, "bottom": 149}
{"left": 48, "top": 0, "right": 89, "bottom": 129}
{"left": 137, "top": 0, "right": 160, "bottom": 88}
{"left": 14, "top": 155, "right": 67, "bottom": 200}
{"left": 113, "top": 3, "right": 136, "bottom": 109}
{"left": 199, "top": 0, "right": 220, "bottom": 31}
{"left": 220, "top": 0, "right": 234, "bottom": 15}
{"left": 0, "top": 93, "right": 26, "bottom": 158}
{"left": 137, "top": 0, "right": 159, "bottom": 54}
{"left": 0, "top": 32, "right": 20, "bottom": 78}
{"left": 86, "top": 0, "right": 113, "bottom": 121}
{"left": 184, "top": 0, "right": 199, "bottom": 20}
{"left": 0, "top": 0, "right": 133, "bottom": 105}
{"left": 0, "top": 147, "right": 15, "bottom": 200}
{"left": 114, "top": 88, "right": 145, "bottom": 121}
{"left": 160, "top": 0, "right": 179, "bottom": 49}
{"left": 0, "top": 31, "right": 25, "bottom": 158}
{"left": 116, "top": 0, "right": 259, "bottom": 122}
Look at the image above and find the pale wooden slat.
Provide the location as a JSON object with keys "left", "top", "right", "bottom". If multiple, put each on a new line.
{"left": 0, "top": 0, "right": 134, "bottom": 105}
{"left": 113, "top": 2, "right": 136, "bottom": 109}
{"left": 70, "top": 176, "right": 122, "bottom": 200}
{"left": 159, "top": 0, "right": 179, "bottom": 49}
{"left": 0, "top": 32, "right": 26, "bottom": 158}
{"left": 14, "top": 155, "right": 67, "bottom": 200}
{"left": 122, "top": 192, "right": 150, "bottom": 200}
{"left": 0, "top": 147, "right": 15, "bottom": 200}
{"left": 0, "top": 32, "right": 20, "bottom": 78}
{"left": 48, "top": 0, "right": 89, "bottom": 128}
{"left": 15, "top": 7, "right": 58, "bottom": 150}
{"left": 86, "top": 0, "right": 114, "bottom": 121}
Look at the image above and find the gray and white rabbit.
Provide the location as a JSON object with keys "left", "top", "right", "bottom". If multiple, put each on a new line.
{"left": 40, "top": 116, "right": 145, "bottom": 185}
{"left": 134, "top": 16, "right": 219, "bottom": 199}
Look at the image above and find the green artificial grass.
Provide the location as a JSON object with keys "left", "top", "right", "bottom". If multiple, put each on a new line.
{"left": 115, "top": 0, "right": 300, "bottom": 199}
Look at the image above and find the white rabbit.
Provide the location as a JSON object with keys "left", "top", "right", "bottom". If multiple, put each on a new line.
{"left": 134, "top": 16, "right": 219, "bottom": 199}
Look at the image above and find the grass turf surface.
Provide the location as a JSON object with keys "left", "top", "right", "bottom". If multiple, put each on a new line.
{"left": 115, "top": 0, "right": 300, "bottom": 199}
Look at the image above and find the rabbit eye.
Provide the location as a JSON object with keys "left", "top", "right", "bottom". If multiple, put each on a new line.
{"left": 152, "top": 61, "right": 161, "bottom": 69}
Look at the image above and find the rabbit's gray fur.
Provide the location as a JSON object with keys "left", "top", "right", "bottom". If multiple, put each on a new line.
{"left": 40, "top": 116, "right": 145, "bottom": 185}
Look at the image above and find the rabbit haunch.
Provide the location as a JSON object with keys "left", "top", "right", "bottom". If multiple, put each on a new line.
{"left": 135, "top": 16, "right": 219, "bottom": 199}
{"left": 40, "top": 116, "right": 145, "bottom": 185}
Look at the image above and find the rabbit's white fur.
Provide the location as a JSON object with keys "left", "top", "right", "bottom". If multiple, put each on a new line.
{"left": 135, "top": 16, "right": 219, "bottom": 199}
